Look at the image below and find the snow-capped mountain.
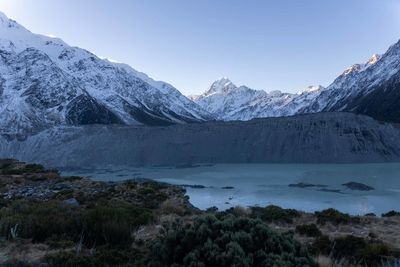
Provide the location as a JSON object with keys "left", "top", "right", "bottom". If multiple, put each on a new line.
{"left": 191, "top": 78, "right": 324, "bottom": 121}
{"left": 303, "top": 44, "right": 400, "bottom": 123}
{"left": 0, "top": 11, "right": 212, "bottom": 138}
{"left": 193, "top": 39, "right": 400, "bottom": 122}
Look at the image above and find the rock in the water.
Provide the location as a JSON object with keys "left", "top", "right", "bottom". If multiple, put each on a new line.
{"left": 180, "top": 184, "right": 207, "bottom": 189}
{"left": 319, "top": 188, "right": 344, "bottom": 194}
{"left": 342, "top": 182, "right": 375, "bottom": 191}
{"left": 288, "top": 183, "right": 327, "bottom": 188}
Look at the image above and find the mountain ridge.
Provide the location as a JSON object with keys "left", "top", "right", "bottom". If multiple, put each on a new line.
{"left": 192, "top": 48, "right": 400, "bottom": 122}
{"left": 0, "top": 11, "right": 212, "bottom": 138}
{"left": 1, "top": 10, "right": 400, "bottom": 138}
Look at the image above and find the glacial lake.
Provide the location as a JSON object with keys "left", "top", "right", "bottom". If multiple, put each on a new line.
{"left": 62, "top": 163, "right": 400, "bottom": 215}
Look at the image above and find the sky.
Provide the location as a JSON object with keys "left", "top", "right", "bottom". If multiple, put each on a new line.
{"left": 0, "top": 0, "right": 399, "bottom": 95}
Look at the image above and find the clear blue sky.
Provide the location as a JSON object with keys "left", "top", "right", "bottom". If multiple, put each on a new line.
{"left": 0, "top": 0, "right": 399, "bottom": 95}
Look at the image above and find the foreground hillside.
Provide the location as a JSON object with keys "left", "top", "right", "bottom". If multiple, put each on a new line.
{"left": 0, "top": 159, "right": 399, "bottom": 267}
{"left": 1, "top": 112, "right": 399, "bottom": 168}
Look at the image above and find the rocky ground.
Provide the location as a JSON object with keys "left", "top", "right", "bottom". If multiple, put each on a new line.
{"left": 0, "top": 159, "right": 399, "bottom": 267}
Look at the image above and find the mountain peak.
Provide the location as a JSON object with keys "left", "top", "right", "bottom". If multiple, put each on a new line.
{"left": 342, "top": 54, "right": 381, "bottom": 76}
{"left": 0, "top": 11, "right": 20, "bottom": 29}
{"left": 368, "top": 54, "right": 381, "bottom": 65}
{"left": 0, "top": 10, "right": 8, "bottom": 21}
{"left": 204, "top": 77, "right": 237, "bottom": 96}
{"left": 301, "top": 85, "right": 325, "bottom": 94}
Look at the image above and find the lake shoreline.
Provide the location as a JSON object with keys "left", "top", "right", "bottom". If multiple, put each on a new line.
{"left": 62, "top": 163, "right": 400, "bottom": 216}
{"left": 1, "top": 159, "right": 400, "bottom": 266}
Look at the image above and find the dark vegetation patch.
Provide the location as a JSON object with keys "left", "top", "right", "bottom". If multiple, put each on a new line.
{"left": 315, "top": 208, "right": 360, "bottom": 225}
{"left": 295, "top": 224, "right": 322, "bottom": 237}
{"left": 382, "top": 210, "right": 400, "bottom": 217}
{"left": 0, "top": 160, "right": 47, "bottom": 175}
{"left": 250, "top": 205, "right": 300, "bottom": 223}
{"left": 0, "top": 199, "right": 153, "bottom": 248}
{"left": 148, "top": 214, "right": 317, "bottom": 267}
{"left": 310, "top": 235, "right": 398, "bottom": 267}
{"left": 44, "top": 248, "right": 143, "bottom": 267}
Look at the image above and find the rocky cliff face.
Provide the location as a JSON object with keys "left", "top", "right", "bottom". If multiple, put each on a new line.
{"left": 1, "top": 112, "right": 399, "bottom": 167}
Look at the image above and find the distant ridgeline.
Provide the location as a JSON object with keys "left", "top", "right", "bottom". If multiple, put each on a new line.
{"left": 0, "top": 11, "right": 400, "bottom": 141}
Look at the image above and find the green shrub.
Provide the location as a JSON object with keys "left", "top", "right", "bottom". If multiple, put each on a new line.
{"left": 332, "top": 235, "right": 367, "bottom": 260}
{"left": 309, "top": 235, "right": 332, "bottom": 256}
{"left": 45, "top": 249, "right": 141, "bottom": 267}
{"left": 82, "top": 202, "right": 153, "bottom": 248}
{"left": 1, "top": 259, "right": 35, "bottom": 267}
{"left": 382, "top": 210, "right": 400, "bottom": 217}
{"left": 148, "top": 215, "right": 317, "bottom": 267}
{"left": 311, "top": 235, "right": 394, "bottom": 266}
{"left": 2, "top": 163, "right": 46, "bottom": 175}
{"left": 315, "top": 208, "right": 352, "bottom": 225}
{"left": 135, "top": 183, "right": 169, "bottom": 208}
{"left": 44, "top": 252, "right": 95, "bottom": 267}
{"left": 251, "top": 205, "right": 300, "bottom": 223}
{"left": 0, "top": 200, "right": 81, "bottom": 242}
{"left": 361, "top": 244, "right": 392, "bottom": 266}
{"left": 142, "top": 180, "right": 168, "bottom": 191}
{"left": 295, "top": 224, "right": 322, "bottom": 237}
{"left": 0, "top": 199, "right": 153, "bottom": 249}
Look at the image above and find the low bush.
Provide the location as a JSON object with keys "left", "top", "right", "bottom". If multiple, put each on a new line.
{"left": 148, "top": 214, "right": 317, "bottom": 267}
{"left": 311, "top": 235, "right": 394, "bottom": 267}
{"left": 295, "top": 224, "right": 322, "bottom": 237}
{"left": 224, "top": 206, "right": 251, "bottom": 217}
{"left": 135, "top": 184, "right": 169, "bottom": 209}
{"left": 1, "top": 259, "right": 35, "bottom": 267}
{"left": 310, "top": 235, "right": 332, "bottom": 256}
{"left": 315, "top": 208, "right": 353, "bottom": 225}
{"left": 160, "top": 199, "right": 186, "bottom": 216}
{"left": 2, "top": 163, "right": 46, "bottom": 175}
{"left": 382, "top": 210, "right": 400, "bottom": 217}
{"left": 82, "top": 201, "right": 153, "bottom": 248}
{"left": 0, "top": 200, "right": 81, "bottom": 242}
{"left": 250, "top": 205, "right": 300, "bottom": 223}
{"left": 0, "top": 199, "right": 153, "bottom": 249}
{"left": 44, "top": 249, "right": 141, "bottom": 267}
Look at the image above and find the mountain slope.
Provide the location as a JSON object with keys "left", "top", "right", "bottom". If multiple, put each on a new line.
{"left": 0, "top": 11, "right": 211, "bottom": 138}
{"left": 303, "top": 43, "right": 400, "bottom": 122}
{"left": 1, "top": 113, "right": 399, "bottom": 167}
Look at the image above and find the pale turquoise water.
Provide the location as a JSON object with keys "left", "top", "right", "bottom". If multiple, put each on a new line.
{"left": 62, "top": 163, "right": 400, "bottom": 215}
